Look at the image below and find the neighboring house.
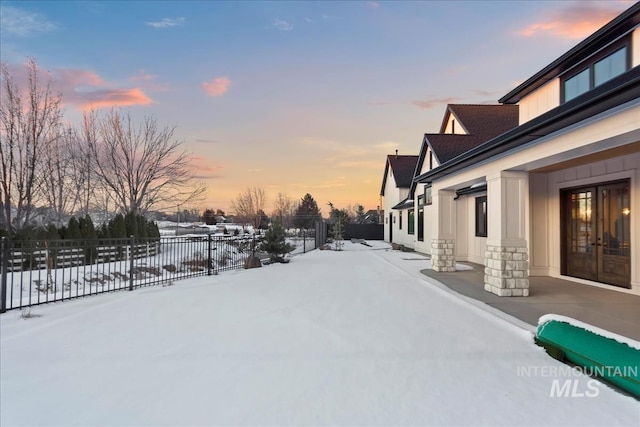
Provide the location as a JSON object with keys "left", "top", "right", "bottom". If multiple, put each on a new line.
{"left": 414, "top": 3, "right": 640, "bottom": 296}
{"left": 363, "top": 209, "right": 384, "bottom": 224}
{"left": 380, "top": 152, "right": 418, "bottom": 246}
{"left": 410, "top": 104, "right": 519, "bottom": 256}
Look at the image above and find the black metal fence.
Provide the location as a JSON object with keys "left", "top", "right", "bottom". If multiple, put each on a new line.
{"left": 0, "top": 234, "right": 264, "bottom": 312}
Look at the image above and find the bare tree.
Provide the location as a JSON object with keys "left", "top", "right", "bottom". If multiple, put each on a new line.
{"left": 271, "top": 192, "right": 296, "bottom": 229}
{"left": 0, "top": 58, "right": 63, "bottom": 234}
{"left": 71, "top": 110, "right": 99, "bottom": 217}
{"left": 40, "top": 125, "right": 80, "bottom": 226}
{"left": 87, "top": 109, "right": 205, "bottom": 216}
{"left": 231, "top": 187, "right": 266, "bottom": 229}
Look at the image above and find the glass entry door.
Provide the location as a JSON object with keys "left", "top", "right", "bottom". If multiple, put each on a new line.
{"left": 563, "top": 180, "right": 631, "bottom": 288}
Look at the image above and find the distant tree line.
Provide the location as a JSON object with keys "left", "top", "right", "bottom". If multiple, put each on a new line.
{"left": 10, "top": 213, "right": 159, "bottom": 241}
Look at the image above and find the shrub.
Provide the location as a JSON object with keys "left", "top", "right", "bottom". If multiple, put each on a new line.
{"left": 260, "top": 220, "right": 294, "bottom": 263}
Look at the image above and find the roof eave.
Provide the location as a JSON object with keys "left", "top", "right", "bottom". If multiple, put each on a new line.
{"left": 499, "top": 3, "right": 640, "bottom": 104}
{"left": 415, "top": 68, "right": 640, "bottom": 184}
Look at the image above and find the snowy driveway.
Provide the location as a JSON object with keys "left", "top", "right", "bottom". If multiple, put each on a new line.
{"left": 1, "top": 242, "right": 638, "bottom": 426}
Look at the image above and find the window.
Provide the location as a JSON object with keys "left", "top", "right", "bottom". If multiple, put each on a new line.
{"left": 475, "top": 196, "right": 487, "bottom": 237}
{"left": 562, "top": 42, "right": 629, "bottom": 103}
{"left": 563, "top": 68, "right": 590, "bottom": 102}
{"left": 424, "top": 186, "right": 433, "bottom": 205}
{"left": 417, "top": 209, "right": 424, "bottom": 241}
{"left": 408, "top": 210, "right": 415, "bottom": 234}
{"left": 594, "top": 47, "right": 627, "bottom": 86}
{"left": 429, "top": 150, "right": 433, "bottom": 170}
{"left": 399, "top": 211, "right": 403, "bottom": 230}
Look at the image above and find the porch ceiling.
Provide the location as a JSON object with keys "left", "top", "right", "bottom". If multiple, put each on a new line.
{"left": 528, "top": 141, "right": 640, "bottom": 173}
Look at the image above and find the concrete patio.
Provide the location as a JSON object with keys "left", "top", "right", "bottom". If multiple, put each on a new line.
{"left": 421, "top": 263, "right": 640, "bottom": 341}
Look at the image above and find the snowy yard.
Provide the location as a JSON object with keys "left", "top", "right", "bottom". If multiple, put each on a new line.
{"left": 1, "top": 241, "right": 638, "bottom": 426}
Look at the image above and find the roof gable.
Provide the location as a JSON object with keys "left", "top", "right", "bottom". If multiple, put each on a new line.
{"left": 439, "top": 104, "right": 519, "bottom": 137}
{"left": 409, "top": 104, "right": 519, "bottom": 198}
{"left": 380, "top": 154, "right": 418, "bottom": 195}
{"left": 428, "top": 104, "right": 519, "bottom": 167}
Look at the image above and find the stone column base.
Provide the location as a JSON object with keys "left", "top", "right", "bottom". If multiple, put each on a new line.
{"left": 432, "top": 239, "right": 456, "bottom": 272}
{"left": 484, "top": 245, "right": 529, "bottom": 296}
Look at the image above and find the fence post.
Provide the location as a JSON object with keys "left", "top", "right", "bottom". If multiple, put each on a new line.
{"left": 1, "top": 237, "right": 8, "bottom": 313}
{"left": 207, "top": 233, "right": 212, "bottom": 276}
{"left": 128, "top": 235, "right": 135, "bottom": 291}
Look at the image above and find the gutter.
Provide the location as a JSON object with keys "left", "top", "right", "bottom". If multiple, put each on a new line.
{"left": 414, "top": 67, "right": 640, "bottom": 185}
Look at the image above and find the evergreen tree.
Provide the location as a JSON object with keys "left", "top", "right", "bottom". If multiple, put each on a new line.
{"left": 78, "top": 214, "right": 97, "bottom": 263}
{"left": 260, "top": 220, "right": 294, "bottom": 263}
{"left": 124, "top": 212, "right": 138, "bottom": 237}
{"left": 146, "top": 220, "right": 160, "bottom": 239}
{"left": 136, "top": 215, "right": 147, "bottom": 238}
{"left": 78, "top": 215, "right": 97, "bottom": 239}
{"left": 109, "top": 214, "right": 126, "bottom": 238}
{"left": 294, "top": 193, "right": 321, "bottom": 230}
{"left": 202, "top": 208, "right": 217, "bottom": 225}
{"left": 98, "top": 223, "right": 109, "bottom": 239}
{"left": 43, "top": 223, "right": 60, "bottom": 240}
{"left": 66, "top": 217, "right": 81, "bottom": 240}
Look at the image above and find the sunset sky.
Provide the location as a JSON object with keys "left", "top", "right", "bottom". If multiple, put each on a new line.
{"left": 1, "top": 0, "right": 634, "bottom": 215}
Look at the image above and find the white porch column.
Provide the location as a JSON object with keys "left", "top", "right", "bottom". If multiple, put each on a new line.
{"left": 431, "top": 189, "right": 456, "bottom": 272}
{"left": 484, "top": 171, "right": 530, "bottom": 296}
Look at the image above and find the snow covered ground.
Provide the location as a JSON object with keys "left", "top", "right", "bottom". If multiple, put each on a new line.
{"left": 1, "top": 241, "right": 638, "bottom": 426}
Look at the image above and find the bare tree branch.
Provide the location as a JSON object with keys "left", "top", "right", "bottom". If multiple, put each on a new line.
{"left": 0, "top": 58, "right": 63, "bottom": 234}
{"left": 231, "top": 187, "right": 267, "bottom": 229}
{"left": 87, "top": 109, "right": 205, "bottom": 216}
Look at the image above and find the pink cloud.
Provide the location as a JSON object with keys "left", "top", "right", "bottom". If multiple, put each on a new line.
{"left": 519, "top": 3, "right": 627, "bottom": 39}
{"left": 55, "top": 69, "right": 104, "bottom": 87}
{"left": 47, "top": 68, "right": 154, "bottom": 110}
{"left": 411, "top": 97, "right": 461, "bottom": 109}
{"left": 201, "top": 76, "right": 231, "bottom": 96}
{"left": 368, "top": 2, "right": 379, "bottom": 9}
{"left": 190, "top": 156, "right": 224, "bottom": 179}
{"left": 48, "top": 69, "right": 153, "bottom": 110}
{"left": 70, "top": 88, "right": 153, "bottom": 110}
{"left": 2, "top": 62, "right": 152, "bottom": 111}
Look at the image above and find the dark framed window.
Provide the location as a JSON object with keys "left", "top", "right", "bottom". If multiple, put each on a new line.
{"left": 561, "top": 40, "right": 630, "bottom": 103}
{"left": 399, "top": 210, "right": 403, "bottom": 230}
{"left": 424, "top": 186, "right": 432, "bottom": 205}
{"left": 408, "top": 210, "right": 415, "bottom": 234}
{"left": 563, "top": 68, "right": 590, "bottom": 102}
{"left": 475, "top": 196, "right": 487, "bottom": 237}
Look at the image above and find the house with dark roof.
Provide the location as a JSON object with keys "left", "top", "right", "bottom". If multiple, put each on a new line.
{"left": 409, "top": 104, "right": 519, "bottom": 255}
{"left": 380, "top": 152, "right": 418, "bottom": 246}
{"left": 414, "top": 3, "right": 640, "bottom": 296}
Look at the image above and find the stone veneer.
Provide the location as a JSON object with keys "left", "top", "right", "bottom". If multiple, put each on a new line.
{"left": 484, "top": 245, "right": 529, "bottom": 296}
{"left": 431, "top": 239, "right": 456, "bottom": 272}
